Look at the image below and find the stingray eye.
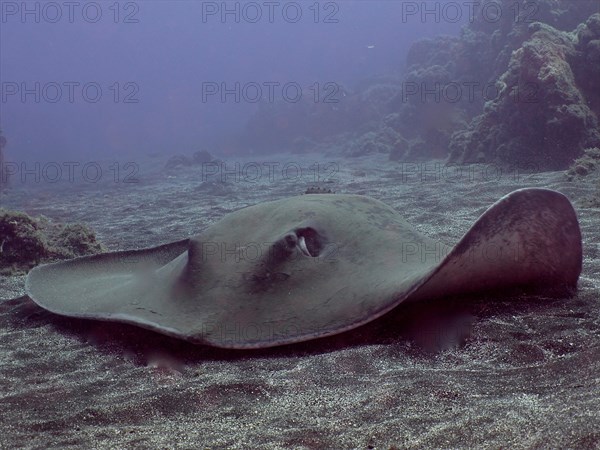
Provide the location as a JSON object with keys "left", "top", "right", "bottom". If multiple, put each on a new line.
{"left": 295, "top": 227, "right": 325, "bottom": 257}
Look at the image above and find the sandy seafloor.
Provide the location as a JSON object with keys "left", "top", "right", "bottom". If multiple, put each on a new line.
{"left": 0, "top": 153, "right": 599, "bottom": 449}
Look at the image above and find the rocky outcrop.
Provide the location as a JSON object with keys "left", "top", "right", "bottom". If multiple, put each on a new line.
{"left": 449, "top": 16, "right": 600, "bottom": 169}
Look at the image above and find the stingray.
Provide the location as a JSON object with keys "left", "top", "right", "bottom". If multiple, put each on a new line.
{"left": 25, "top": 188, "right": 582, "bottom": 349}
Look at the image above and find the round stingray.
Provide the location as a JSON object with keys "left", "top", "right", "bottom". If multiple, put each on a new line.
{"left": 26, "top": 188, "right": 582, "bottom": 348}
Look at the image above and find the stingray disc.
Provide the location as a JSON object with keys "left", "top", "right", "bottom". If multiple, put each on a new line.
{"left": 26, "top": 188, "right": 582, "bottom": 348}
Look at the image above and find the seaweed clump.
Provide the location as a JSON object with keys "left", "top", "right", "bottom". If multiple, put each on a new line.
{"left": 0, "top": 209, "right": 106, "bottom": 275}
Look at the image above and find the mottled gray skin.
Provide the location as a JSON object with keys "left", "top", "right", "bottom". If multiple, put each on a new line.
{"left": 26, "top": 189, "right": 582, "bottom": 348}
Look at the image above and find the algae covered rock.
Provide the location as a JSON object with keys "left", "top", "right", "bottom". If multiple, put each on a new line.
{"left": 49, "top": 223, "right": 105, "bottom": 260}
{"left": 0, "top": 210, "right": 47, "bottom": 272}
{"left": 449, "top": 20, "right": 600, "bottom": 170}
{"left": 566, "top": 147, "right": 600, "bottom": 208}
{"left": 0, "top": 209, "right": 105, "bottom": 275}
{"left": 566, "top": 147, "right": 600, "bottom": 179}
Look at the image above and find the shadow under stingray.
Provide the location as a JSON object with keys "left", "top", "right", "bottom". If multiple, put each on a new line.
{"left": 1, "top": 284, "right": 577, "bottom": 368}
